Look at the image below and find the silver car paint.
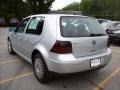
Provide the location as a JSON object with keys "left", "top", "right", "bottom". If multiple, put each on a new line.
{"left": 9, "top": 14, "right": 112, "bottom": 74}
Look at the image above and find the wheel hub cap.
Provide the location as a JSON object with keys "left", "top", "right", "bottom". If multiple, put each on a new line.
{"left": 35, "top": 58, "right": 44, "bottom": 79}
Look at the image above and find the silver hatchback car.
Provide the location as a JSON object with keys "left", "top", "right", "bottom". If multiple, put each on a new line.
{"left": 8, "top": 14, "right": 112, "bottom": 83}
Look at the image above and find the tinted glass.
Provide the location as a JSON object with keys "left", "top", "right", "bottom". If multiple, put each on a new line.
{"left": 98, "top": 20, "right": 108, "bottom": 24}
{"left": 112, "top": 23, "right": 120, "bottom": 27}
{"left": 60, "top": 16, "right": 107, "bottom": 37}
{"left": 26, "top": 17, "right": 45, "bottom": 35}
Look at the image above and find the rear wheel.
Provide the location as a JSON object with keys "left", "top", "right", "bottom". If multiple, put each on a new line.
{"left": 7, "top": 39, "right": 15, "bottom": 54}
{"left": 33, "top": 54, "right": 51, "bottom": 83}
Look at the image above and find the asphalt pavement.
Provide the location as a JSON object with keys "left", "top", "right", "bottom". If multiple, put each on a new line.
{"left": 0, "top": 27, "right": 120, "bottom": 90}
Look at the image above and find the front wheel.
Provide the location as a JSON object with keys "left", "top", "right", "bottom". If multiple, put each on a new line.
{"left": 33, "top": 54, "right": 51, "bottom": 83}
{"left": 7, "top": 39, "right": 15, "bottom": 54}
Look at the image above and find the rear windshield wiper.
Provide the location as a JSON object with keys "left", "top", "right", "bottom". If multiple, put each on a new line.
{"left": 90, "top": 33, "right": 106, "bottom": 37}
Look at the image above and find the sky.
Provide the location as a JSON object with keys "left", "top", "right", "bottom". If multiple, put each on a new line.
{"left": 51, "top": 0, "right": 81, "bottom": 10}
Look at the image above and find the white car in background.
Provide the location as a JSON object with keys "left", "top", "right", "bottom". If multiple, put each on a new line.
{"left": 97, "top": 19, "right": 120, "bottom": 31}
{"left": 106, "top": 21, "right": 120, "bottom": 31}
{"left": 97, "top": 19, "right": 112, "bottom": 30}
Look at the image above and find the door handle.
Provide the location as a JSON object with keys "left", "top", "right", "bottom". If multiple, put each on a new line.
{"left": 31, "top": 40, "right": 37, "bottom": 43}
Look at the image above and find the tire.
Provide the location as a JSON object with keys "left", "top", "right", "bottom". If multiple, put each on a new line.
{"left": 33, "top": 53, "right": 51, "bottom": 83}
{"left": 7, "top": 39, "right": 15, "bottom": 55}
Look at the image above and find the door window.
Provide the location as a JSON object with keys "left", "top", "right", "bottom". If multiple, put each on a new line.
{"left": 26, "top": 17, "right": 45, "bottom": 35}
{"left": 16, "top": 18, "right": 30, "bottom": 33}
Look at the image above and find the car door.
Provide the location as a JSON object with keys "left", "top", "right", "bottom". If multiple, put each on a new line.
{"left": 20, "top": 16, "right": 45, "bottom": 60}
{"left": 11, "top": 18, "right": 30, "bottom": 53}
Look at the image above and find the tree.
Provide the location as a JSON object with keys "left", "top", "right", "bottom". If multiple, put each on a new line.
{"left": 80, "top": 0, "right": 120, "bottom": 20}
{"left": 0, "top": 0, "right": 55, "bottom": 19}
{"left": 0, "top": 0, "right": 8, "bottom": 17}
{"left": 27, "top": 0, "right": 55, "bottom": 14}
{"left": 61, "top": 2, "right": 80, "bottom": 11}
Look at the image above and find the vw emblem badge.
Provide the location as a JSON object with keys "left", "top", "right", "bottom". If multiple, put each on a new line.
{"left": 92, "top": 40, "right": 96, "bottom": 45}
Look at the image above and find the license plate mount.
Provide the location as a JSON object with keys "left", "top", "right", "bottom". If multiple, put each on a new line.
{"left": 90, "top": 58, "right": 101, "bottom": 67}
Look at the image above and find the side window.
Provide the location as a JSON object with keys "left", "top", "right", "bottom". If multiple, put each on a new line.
{"left": 26, "top": 17, "right": 45, "bottom": 35}
{"left": 16, "top": 18, "right": 30, "bottom": 33}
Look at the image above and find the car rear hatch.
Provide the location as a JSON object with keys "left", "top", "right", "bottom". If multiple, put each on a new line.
{"left": 60, "top": 16, "right": 108, "bottom": 58}
{"left": 71, "top": 37, "right": 107, "bottom": 58}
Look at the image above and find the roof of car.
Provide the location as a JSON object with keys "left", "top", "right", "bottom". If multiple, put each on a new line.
{"left": 27, "top": 14, "right": 93, "bottom": 18}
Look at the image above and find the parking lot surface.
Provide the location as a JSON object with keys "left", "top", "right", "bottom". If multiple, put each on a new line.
{"left": 0, "top": 27, "right": 120, "bottom": 90}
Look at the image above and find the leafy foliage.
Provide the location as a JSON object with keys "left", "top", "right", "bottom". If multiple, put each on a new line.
{"left": 27, "top": 0, "right": 55, "bottom": 14}
{"left": 62, "top": 2, "right": 80, "bottom": 11}
{"left": 0, "top": 0, "right": 54, "bottom": 19}
{"left": 61, "top": 0, "right": 120, "bottom": 20}
{"left": 80, "top": 0, "right": 120, "bottom": 20}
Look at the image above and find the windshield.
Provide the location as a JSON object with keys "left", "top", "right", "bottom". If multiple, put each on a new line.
{"left": 60, "top": 16, "right": 107, "bottom": 37}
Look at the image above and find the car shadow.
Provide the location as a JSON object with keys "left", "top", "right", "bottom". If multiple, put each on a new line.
{"left": 45, "top": 70, "right": 102, "bottom": 86}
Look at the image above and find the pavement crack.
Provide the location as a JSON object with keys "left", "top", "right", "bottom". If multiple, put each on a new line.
{"left": 81, "top": 75, "right": 104, "bottom": 90}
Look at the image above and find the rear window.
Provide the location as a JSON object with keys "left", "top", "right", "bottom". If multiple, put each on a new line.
{"left": 60, "top": 16, "right": 107, "bottom": 37}
{"left": 98, "top": 20, "right": 108, "bottom": 24}
{"left": 112, "top": 23, "right": 120, "bottom": 27}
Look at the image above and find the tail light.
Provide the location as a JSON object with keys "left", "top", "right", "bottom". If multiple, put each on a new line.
{"left": 51, "top": 41, "right": 72, "bottom": 54}
{"left": 107, "top": 38, "right": 111, "bottom": 48}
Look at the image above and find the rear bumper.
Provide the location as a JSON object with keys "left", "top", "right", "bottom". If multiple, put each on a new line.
{"left": 47, "top": 48, "right": 112, "bottom": 74}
